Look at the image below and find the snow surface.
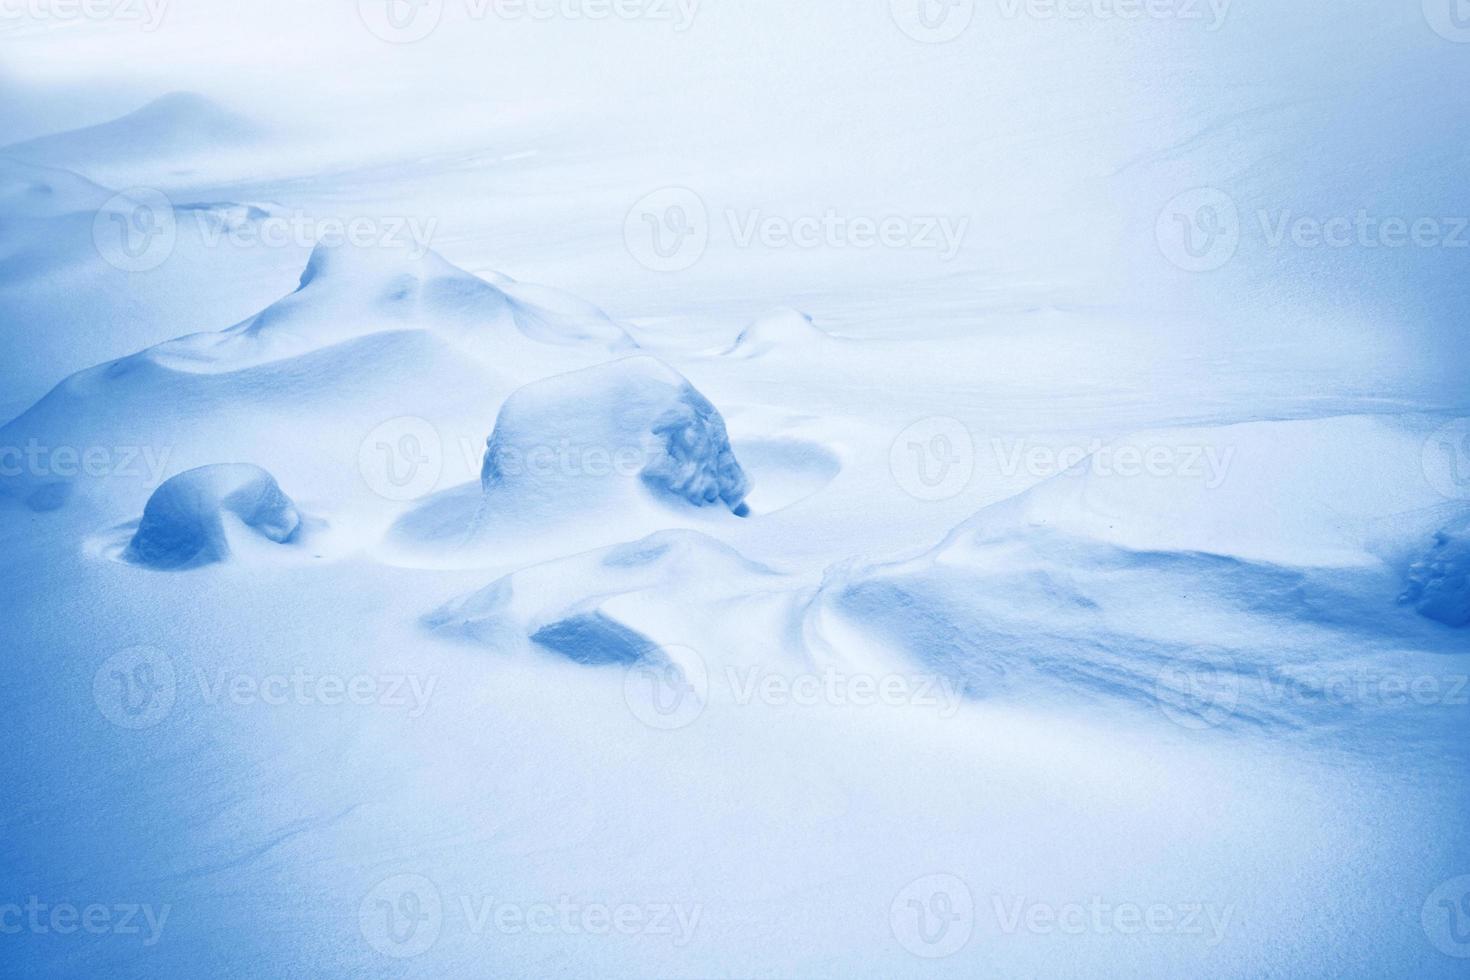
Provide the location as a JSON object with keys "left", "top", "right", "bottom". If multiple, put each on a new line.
{"left": 2, "top": 4, "right": 1469, "bottom": 978}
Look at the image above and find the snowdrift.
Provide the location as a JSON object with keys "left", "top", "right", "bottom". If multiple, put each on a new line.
{"left": 426, "top": 529, "right": 784, "bottom": 662}
{"left": 721, "top": 307, "right": 829, "bottom": 359}
{"left": 812, "top": 414, "right": 1470, "bottom": 737}
{"left": 0, "top": 92, "right": 261, "bottom": 187}
{"left": 0, "top": 243, "right": 636, "bottom": 518}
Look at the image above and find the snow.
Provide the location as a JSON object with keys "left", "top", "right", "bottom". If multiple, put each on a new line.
{"left": 127, "top": 463, "right": 301, "bottom": 569}
{"left": 2, "top": 5, "right": 1469, "bottom": 979}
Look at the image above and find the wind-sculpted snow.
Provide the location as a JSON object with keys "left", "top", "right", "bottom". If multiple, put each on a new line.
{"left": 425, "top": 529, "right": 789, "bottom": 663}
{"left": 127, "top": 463, "right": 300, "bottom": 569}
{"left": 721, "top": 307, "right": 828, "bottom": 359}
{"left": 1401, "top": 515, "right": 1470, "bottom": 628}
{"left": 813, "top": 416, "right": 1470, "bottom": 744}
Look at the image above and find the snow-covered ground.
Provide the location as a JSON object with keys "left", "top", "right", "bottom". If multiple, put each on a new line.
{"left": 2, "top": 3, "right": 1468, "bottom": 977}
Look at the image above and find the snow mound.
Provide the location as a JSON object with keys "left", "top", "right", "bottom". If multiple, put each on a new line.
{"left": 147, "top": 242, "right": 634, "bottom": 372}
{"left": 481, "top": 355, "right": 749, "bottom": 514}
{"left": 722, "top": 307, "right": 828, "bottom": 358}
{"left": 956, "top": 414, "right": 1456, "bottom": 568}
{"left": 126, "top": 463, "right": 300, "bottom": 569}
{"left": 0, "top": 92, "right": 261, "bottom": 185}
{"left": 1401, "top": 515, "right": 1470, "bottom": 628}
{"left": 0, "top": 157, "right": 110, "bottom": 218}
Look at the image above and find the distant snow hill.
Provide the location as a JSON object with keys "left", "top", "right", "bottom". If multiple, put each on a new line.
{"left": 0, "top": 92, "right": 261, "bottom": 186}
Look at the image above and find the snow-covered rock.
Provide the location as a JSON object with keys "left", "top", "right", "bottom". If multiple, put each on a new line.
{"left": 1401, "top": 516, "right": 1470, "bottom": 628}
{"left": 480, "top": 355, "right": 750, "bottom": 515}
{"left": 127, "top": 463, "right": 300, "bottom": 569}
